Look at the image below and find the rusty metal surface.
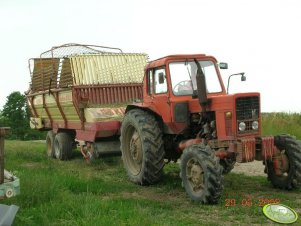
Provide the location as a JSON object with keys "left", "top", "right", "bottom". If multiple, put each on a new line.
{"left": 30, "top": 58, "right": 60, "bottom": 91}
{"left": 59, "top": 58, "right": 73, "bottom": 88}
{"left": 73, "top": 84, "right": 143, "bottom": 106}
{"left": 236, "top": 138, "right": 256, "bottom": 163}
{"left": 260, "top": 136, "right": 274, "bottom": 160}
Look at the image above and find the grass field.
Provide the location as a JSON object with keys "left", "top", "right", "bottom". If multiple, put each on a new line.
{"left": 2, "top": 113, "right": 301, "bottom": 226}
{"left": 262, "top": 112, "right": 301, "bottom": 138}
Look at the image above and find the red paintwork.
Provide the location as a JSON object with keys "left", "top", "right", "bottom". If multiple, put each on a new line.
{"left": 261, "top": 136, "right": 275, "bottom": 160}
{"left": 236, "top": 138, "right": 256, "bottom": 162}
{"left": 73, "top": 84, "right": 143, "bottom": 106}
{"left": 130, "top": 54, "right": 261, "bottom": 141}
{"left": 140, "top": 55, "right": 226, "bottom": 128}
{"left": 75, "top": 121, "right": 120, "bottom": 141}
{"left": 272, "top": 144, "right": 289, "bottom": 176}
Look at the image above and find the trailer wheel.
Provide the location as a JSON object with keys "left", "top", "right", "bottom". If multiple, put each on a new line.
{"left": 180, "top": 144, "right": 224, "bottom": 204}
{"left": 220, "top": 158, "right": 236, "bottom": 174}
{"left": 46, "top": 131, "right": 55, "bottom": 158}
{"left": 120, "top": 109, "right": 165, "bottom": 185}
{"left": 54, "top": 132, "right": 73, "bottom": 160}
{"left": 266, "top": 135, "right": 301, "bottom": 189}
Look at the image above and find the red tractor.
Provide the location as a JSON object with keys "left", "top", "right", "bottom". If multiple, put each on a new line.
{"left": 26, "top": 44, "right": 301, "bottom": 204}
{"left": 120, "top": 54, "right": 301, "bottom": 203}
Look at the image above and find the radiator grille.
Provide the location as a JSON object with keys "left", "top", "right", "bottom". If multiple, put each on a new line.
{"left": 236, "top": 96, "right": 260, "bottom": 134}
{"left": 236, "top": 96, "right": 259, "bottom": 120}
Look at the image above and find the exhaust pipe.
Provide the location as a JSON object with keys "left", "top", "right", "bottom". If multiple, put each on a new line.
{"left": 194, "top": 59, "right": 208, "bottom": 109}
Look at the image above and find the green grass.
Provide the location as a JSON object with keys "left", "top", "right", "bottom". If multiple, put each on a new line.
{"left": 1, "top": 112, "right": 301, "bottom": 225}
{"left": 2, "top": 140, "right": 301, "bottom": 226}
{"left": 262, "top": 112, "right": 301, "bottom": 139}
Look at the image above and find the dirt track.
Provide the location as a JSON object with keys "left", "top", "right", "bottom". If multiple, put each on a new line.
{"left": 232, "top": 160, "right": 265, "bottom": 176}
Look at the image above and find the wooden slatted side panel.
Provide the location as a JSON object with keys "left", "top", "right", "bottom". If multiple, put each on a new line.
{"left": 31, "top": 58, "right": 60, "bottom": 91}
{"left": 59, "top": 59, "right": 73, "bottom": 88}
{"left": 30, "top": 90, "right": 81, "bottom": 129}
{"left": 70, "top": 53, "right": 148, "bottom": 85}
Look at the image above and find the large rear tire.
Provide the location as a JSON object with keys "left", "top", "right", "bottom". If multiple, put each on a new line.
{"left": 46, "top": 131, "right": 55, "bottom": 158}
{"left": 180, "top": 144, "right": 224, "bottom": 204}
{"left": 120, "top": 109, "right": 165, "bottom": 185}
{"left": 266, "top": 135, "right": 301, "bottom": 189}
{"left": 54, "top": 132, "right": 73, "bottom": 161}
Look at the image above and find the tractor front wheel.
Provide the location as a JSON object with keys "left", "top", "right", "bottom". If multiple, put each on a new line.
{"left": 120, "top": 109, "right": 165, "bottom": 185}
{"left": 180, "top": 144, "right": 224, "bottom": 204}
{"left": 266, "top": 135, "right": 301, "bottom": 189}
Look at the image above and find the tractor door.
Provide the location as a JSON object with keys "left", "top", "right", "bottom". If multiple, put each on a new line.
{"left": 144, "top": 67, "right": 172, "bottom": 123}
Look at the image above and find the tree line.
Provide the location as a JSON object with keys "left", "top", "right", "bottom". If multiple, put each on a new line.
{"left": 0, "top": 91, "right": 46, "bottom": 140}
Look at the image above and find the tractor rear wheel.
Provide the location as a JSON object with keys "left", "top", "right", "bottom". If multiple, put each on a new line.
{"left": 54, "top": 132, "right": 73, "bottom": 161}
{"left": 266, "top": 135, "right": 301, "bottom": 189}
{"left": 46, "top": 131, "right": 55, "bottom": 158}
{"left": 120, "top": 109, "right": 165, "bottom": 185}
{"left": 180, "top": 144, "right": 224, "bottom": 204}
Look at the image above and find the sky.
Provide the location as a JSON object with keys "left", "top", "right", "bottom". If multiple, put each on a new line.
{"left": 0, "top": 0, "right": 300, "bottom": 112}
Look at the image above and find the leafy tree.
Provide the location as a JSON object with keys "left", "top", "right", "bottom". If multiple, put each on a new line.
{"left": 0, "top": 91, "right": 46, "bottom": 140}
{"left": 1, "top": 91, "right": 28, "bottom": 139}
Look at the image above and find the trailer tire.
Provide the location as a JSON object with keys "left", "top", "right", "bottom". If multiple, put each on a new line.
{"left": 180, "top": 144, "right": 224, "bottom": 204}
{"left": 267, "top": 135, "right": 301, "bottom": 189}
{"left": 54, "top": 132, "right": 73, "bottom": 161}
{"left": 120, "top": 109, "right": 165, "bottom": 185}
{"left": 46, "top": 131, "right": 55, "bottom": 158}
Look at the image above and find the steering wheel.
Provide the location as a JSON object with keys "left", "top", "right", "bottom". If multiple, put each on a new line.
{"left": 173, "top": 80, "right": 193, "bottom": 92}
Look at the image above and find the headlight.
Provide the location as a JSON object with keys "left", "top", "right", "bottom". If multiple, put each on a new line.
{"left": 252, "top": 121, "right": 259, "bottom": 130}
{"left": 238, "top": 122, "right": 246, "bottom": 131}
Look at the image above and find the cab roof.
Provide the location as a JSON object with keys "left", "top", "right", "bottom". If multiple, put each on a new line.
{"left": 147, "top": 54, "right": 217, "bottom": 68}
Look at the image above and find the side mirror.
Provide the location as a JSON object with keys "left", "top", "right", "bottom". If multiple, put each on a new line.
{"left": 219, "top": 62, "right": 228, "bottom": 69}
{"left": 241, "top": 74, "right": 246, "bottom": 81}
{"left": 227, "top": 72, "right": 246, "bottom": 94}
{"left": 158, "top": 72, "right": 165, "bottom": 84}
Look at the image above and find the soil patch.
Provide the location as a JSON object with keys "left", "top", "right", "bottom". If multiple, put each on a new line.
{"left": 232, "top": 160, "right": 265, "bottom": 176}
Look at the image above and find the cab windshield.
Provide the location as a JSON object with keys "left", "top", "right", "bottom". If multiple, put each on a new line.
{"left": 169, "top": 60, "right": 222, "bottom": 96}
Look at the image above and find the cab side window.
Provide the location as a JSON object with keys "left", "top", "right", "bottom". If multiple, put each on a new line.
{"left": 154, "top": 68, "right": 167, "bottom": 94}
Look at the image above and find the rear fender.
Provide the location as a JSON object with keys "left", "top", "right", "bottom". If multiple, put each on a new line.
{"left": 125, "top": 103, "right": 173, "bottom": 133}
{"left": 126, "top": 103, "right": 190, "bottom": 134}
